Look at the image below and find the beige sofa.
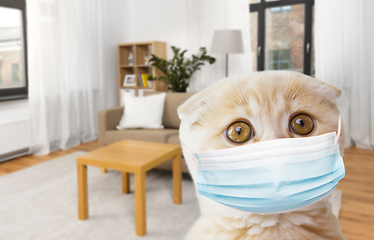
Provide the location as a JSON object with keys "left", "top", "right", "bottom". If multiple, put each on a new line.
{"left": 98, "top": 92, "right": 195, "bottom": 173}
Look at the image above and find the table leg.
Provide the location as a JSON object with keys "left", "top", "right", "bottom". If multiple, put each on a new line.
{"left": 77, "top": 163, "right": 88, "bottom": 220}
{"left": 135, "top": 172, "right": 146, "bottom": 236}
{"left": 122, "top": 172, "right": 130, "bottom": 194}
{"left": 101, "top": 168, "right": 107, "bottom": 173}
{"left": 173, "top": 153, "right": 182, "bottom": 205}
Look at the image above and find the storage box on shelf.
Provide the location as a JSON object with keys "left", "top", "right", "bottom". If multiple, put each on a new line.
{"left": 117, "top": 41, "right": 167, "bottom": 105}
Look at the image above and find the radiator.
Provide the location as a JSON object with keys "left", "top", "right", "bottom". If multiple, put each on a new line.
{"left": 0, "top": 119, "right": 30, "bottom": 162}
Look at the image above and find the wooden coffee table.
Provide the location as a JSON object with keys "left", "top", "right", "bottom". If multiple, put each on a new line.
{"left": 76, "top": 140, "right": 182, "bottom": 236}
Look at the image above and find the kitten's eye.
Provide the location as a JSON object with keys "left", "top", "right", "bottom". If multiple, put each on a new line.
{"left": 290, "top": 114, "right": 314, "bottom": 135}
{"left": 226, "top": 121, "right": 252, "bottom": 143}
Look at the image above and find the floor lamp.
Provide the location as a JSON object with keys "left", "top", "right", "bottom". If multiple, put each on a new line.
{"left": 210, "top": 30, "right": 244, "bottom": 77}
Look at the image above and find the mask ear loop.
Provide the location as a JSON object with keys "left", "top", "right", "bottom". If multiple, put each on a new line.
{"left": 335, "top": 115, "right": 342, "bottom": 145}
{"left": 181, "top": 143, "right": 198, "bottom": 163}
{"left": 317, "top": 115, "right": 341, "bottom": 219}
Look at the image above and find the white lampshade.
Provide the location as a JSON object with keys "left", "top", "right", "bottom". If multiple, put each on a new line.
{"left": 210, "top": 30, "right": 244, "bottom": 54}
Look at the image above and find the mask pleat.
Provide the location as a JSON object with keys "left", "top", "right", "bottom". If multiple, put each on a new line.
{"left": 196, "top": 132, "right": 336, "bottom": 160}
{"left": 197, "top": 146, "right": 339, "bottom": 170}
{"left": 219, "top": 187, "right": 336, "bottom": 214}
{"left": 199, "top": 183, "right": 338, "bottom": 212}
{"left": 197, "top": 167, "right": 345, "bottom": 198}
{"left": 197, "top": 153, "right": 343, "bottom": 186}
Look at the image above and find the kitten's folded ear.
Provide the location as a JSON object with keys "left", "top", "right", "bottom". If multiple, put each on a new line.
{"left": 178, "top": 76, "right": 233, "bottom": 122}
{"left": 313, "top": 77, "right": 342, "bottom": 102}
{"left": 177, "top": 89, "right": 209, "bottom": 124}
{"left": 178, "top": 79, "right": 228, "bottom": 123}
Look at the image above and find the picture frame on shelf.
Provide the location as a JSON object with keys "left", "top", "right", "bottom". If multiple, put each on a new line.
{"left": 123, "top": 74, "right": 136, "bottom": 86}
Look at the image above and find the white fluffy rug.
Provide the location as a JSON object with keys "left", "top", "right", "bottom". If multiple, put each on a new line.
{"left": 0, "top": 151, "right": 199, "bottom": 240}
{"left": 0, "top": 151, "right": 342, "bottom": 240}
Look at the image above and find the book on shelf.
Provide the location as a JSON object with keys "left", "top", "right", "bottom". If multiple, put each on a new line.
{"left": 138, "top": 74, "right": 143, "bottom": 87}
{"left": 137, "top": 73, "right": 150, "bottom": 88}
{"left": 141, "top": 74, "right": 149, "bottom": 87}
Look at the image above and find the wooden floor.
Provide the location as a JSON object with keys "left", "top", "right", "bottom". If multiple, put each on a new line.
{"left": 336, "top": 147, "right": 374, "bottom": 240}
{"left": 0, "top": 140, "right": 98, "bottom": 177}
{"left": 0, "top": 142, "right": 373, "bottom": 239}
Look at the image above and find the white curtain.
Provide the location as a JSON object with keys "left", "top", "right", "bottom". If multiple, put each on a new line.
{"left": 27, "top": 0, "right": 104, "bottom": 155}
{"left": 315, "top": 0, "right": 374, "bottom": 149}
{"left": 186, "top": 0, "right": 252, "bottom": 92}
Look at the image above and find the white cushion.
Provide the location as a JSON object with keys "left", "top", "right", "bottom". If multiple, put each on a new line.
{"left": 117, "top": 92, "right": 166, "bottom": 129}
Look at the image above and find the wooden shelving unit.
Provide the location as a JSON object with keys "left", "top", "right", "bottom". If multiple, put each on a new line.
{"left": 117, "top": 41, "right": 168, "bottom": 105}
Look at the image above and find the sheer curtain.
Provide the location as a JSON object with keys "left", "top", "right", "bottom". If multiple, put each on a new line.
{"left": 27, "top": 0, "right": 104, "bottom": 155}
{"left": 315, "top": 0, "right": 374, "bottom": 149}
{"left": 186, "top": 0, "right": 252, "bottom": 92}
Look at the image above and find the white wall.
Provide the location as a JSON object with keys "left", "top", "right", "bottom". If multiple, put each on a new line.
{"left": 101, "top": 0, "right": 189, "bottom": 106}
{"left": 101, "top": 0, "right": 130, "bottom": 108}
{"left": 128, "top": 0, "right": 189, "bottom": 58}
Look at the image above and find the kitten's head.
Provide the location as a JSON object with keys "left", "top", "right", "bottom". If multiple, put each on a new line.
{"left": 178, "top": 71, "right": 344, "bottom": 181}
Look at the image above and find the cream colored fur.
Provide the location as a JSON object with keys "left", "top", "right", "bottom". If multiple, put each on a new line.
{"left": 178, "top": 71, "right": 345, "bottom": 240}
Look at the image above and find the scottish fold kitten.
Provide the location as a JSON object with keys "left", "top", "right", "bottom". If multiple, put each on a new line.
{"left": 178, "top": 71, "right": 345, "bottom": 240}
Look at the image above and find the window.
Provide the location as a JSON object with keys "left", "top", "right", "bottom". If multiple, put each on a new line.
{"left": 270, "top": 6, "right": 292, "bottom": 13}
{"left": 250, "top": 0, "right": 314, "bottom": 75}
{"left": 268, "top": 50, "right": 290, "bottom": 70}
{"left": 12, "top": 63, "right": 19, "bottom": 83}
{"left": 0, "top": 0, "right": 28, "bottom": 101}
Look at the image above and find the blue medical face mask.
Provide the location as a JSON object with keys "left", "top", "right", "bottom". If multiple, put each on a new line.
{"left": 183, "top": 117, "right": 345, "bottom": 214}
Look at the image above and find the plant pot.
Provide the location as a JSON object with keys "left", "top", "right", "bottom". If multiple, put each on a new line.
{"left": 147, "top": 80, "right": 153, "bottom": 88}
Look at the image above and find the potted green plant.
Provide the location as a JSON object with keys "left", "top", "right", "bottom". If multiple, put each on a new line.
{"left": 147, "top": 75, "right": 154, "bottom": 88}
{"left": 149, "top": 46, "right": 215, "bottom": 92}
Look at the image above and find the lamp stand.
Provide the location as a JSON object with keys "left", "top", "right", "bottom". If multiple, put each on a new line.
{"left": 226, "top": 54, "right": 229, "bottom": 77}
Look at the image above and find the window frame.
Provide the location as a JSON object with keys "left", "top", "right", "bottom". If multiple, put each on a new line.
{"left": 250, "top": 0, "right": 314, "bottom": 75}
{"left": 0, "top": 0, "right": 28, "bottom": 102}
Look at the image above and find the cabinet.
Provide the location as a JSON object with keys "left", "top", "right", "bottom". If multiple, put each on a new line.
{"left": 117, "top": 41, "right": 168, "bottom": 105}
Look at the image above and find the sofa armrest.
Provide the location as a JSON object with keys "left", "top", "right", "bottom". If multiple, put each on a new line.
{"left": 98, "top": 106, "right": 124, "bottom": 147}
